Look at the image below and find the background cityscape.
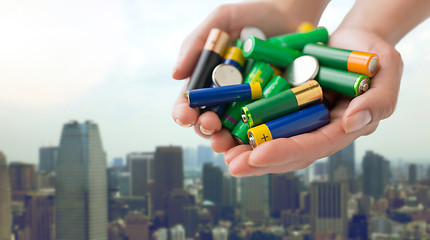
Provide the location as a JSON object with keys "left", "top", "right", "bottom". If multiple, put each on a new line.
{"left": 1, "top": 120, "right": 430, "bottom": 240}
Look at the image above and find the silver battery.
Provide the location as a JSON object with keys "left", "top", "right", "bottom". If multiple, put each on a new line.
{"left": 240, "top": 26, "right": 266, "bottom": 41}
{"left": 212, "top": 64, "right": 243, "bottom": 87}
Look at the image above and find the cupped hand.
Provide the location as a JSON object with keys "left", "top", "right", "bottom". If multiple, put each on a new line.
{"left": 171, "top": 3, "right": 403, "bottom": 177}
{"left": 224, "top": 28, "right": 403, "bottom": 177}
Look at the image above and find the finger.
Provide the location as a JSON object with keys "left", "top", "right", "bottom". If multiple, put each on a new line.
{"left": 172, "top": 80, "right": 199, "bottom": 127}
{"left": 211, "top": 129, "right": 237, "bottom": 153}
{"left": 224, "top": 144, "right": 252, "bottom": 165}
{"left": 194, "top": 110, "right": 222, "bottom": 137}
{"left": 342, "top": 43, "right": 403, "bottom": 133}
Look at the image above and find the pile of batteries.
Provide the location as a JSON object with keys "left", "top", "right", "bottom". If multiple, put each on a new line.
{"left": 184, "top": 24, "right": 379, "bottom": 149}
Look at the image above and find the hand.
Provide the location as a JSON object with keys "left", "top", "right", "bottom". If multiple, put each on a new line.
{"left": 223, "top": 28, "right": 403, "bottom": 176}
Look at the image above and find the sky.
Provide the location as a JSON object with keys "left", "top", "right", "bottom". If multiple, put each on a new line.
{"left": 0, "top": 0, "right": 429, "bottom": 166}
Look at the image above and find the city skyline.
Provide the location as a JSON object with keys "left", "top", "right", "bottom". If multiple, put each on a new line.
{"left": 1, "top": 0, "right": 430, "bottom": 165}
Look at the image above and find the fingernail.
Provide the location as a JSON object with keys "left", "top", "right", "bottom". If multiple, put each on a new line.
{"left": 200, "top": 125, "right": 215, "bottom": 136}
{"left": 175, "top": 118, "right": 193, "bottom": 128}
{"left": 344, "top": 110, "right": 372, "bottom": 133}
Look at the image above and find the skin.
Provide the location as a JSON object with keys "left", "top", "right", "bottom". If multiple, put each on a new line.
{"left": 171, "top": 0, "right": 430, "bottom": 177}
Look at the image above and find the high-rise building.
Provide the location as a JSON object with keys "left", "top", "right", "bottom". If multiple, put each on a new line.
{"left": 0, "top": 151, "right": 12, "bottom": 240}
{"left": 270, "top": 173, "right": 300, "bottom": 218}
{"left": 39, "top": 146, "right": 58, "bottom": 173}
{"left": 221, "top": 175, "right": 237, "bottom": 208}
{"left": 203, "top": 163, "right": 223, "bottom": 219}
{"left": 241, "top": 175, "right": 270, "bottom": 225}
{"left": 119, "top": 172, "right": 131, "bottom": 196}
{"left": 23, "top": 191, "right": 56, "bottom": 240}
{"left": 112, "top": 157, "right": 124, "bottom": 168}
{"left": 362, "top": 151, "right": 390, "bottom": 200}
{"left": 9, "top": 162, "right": 36, "bottom": 191}
{"left": 128, "top": 152, "right": 154, "bottom": 196}
{"left": 56, "top": 120, "right": 108, "bottom": 240}
{"left": 310, "top": 181, "right": 348, "bottom": 239}
{"left": 409, "top": 164, "right": 418, "bottom": 185}
{"left": 183, "top": 206, "right": 199, "bottom": 239}
{"left": 183, "top": 147, "right": 197, "bottom": 171}
{"left": 153, "top": 146, "right": 183, "bottom": 212}
{"left": 166, "top": 189, "right": 194, "bottom": 228}
{"left": 348, "top": 214, "right": 368, "bottom": 240}
{"left": 125, "top": 212, "right": 150, "bottom": 240}
{"left": 328, "top": 142, "right": 355, "bottom": 182}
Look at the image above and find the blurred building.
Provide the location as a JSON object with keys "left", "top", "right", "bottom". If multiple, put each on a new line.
{"left": 128, "top": 152, "right": 154, "bottom": 196}
{"left": 362, "top": 151, "right": 390, "bottom": 200}
{"left": 197, "top": 145, "right": 213, "bottom": 169}
{"left": 125, "top": 212, "right": 150, "bottom": 240}
{"left": 55, "top": 120, "right": 108, "bottom": 240}
{"left": 9, "top": 162, "right": 36, "bottom": 192}
{"left": 0, "top": 151, "right": 12, "bottom": 240}
{"left": 183, "top": 206, "right": 199, "bottom": 239}
{"left": 328, "top": 142, "right": 356, "bottom": 193}
{"left": 270, "top": 173, "right": 300, "bottom": 218}
{"left": 166, "top": 189, "right": 194, "bottom": 228}
{"left": 408, "top": 164, "right": 417, "bottom": 185}
{"left": 310, "top": 181, "right": 348, "bottom": 239}
{"left": 38, "top": 146, "right": 58, "bottom": 173}
{"left": 112, "top": 157, "right": 124, "bottom": 168}
{"left": 241, "top": 175, "right": 270, "bottom": 225}
{"left": 203, "top": 163, "right": 223, "bottom": 219}
{"left": 153, "top": 146, "right": 183, "bottom": 212}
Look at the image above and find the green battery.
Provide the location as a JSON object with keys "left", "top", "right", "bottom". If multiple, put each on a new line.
{"left": 241, "top": 80, "right": 323, "bottom": 128}
{"left": 268, "top": 27, "right": 329, "bottom": 51}
{"left": 234, "top": 38, "right": 244, "bottom": 49}
{"left": 242, "top": 36, "right": 303, "bottom": 68}
{"left": 317, "top": 66, "right": 370, "bottom": 97}
{"left": 221, "top": 62, "right": 274, "bottom": 130}
{"left": 232, "top": 75, "right": 291, "bottom": 144}
{"left": 303, "top": 43, "right": 379, "bottom": 77}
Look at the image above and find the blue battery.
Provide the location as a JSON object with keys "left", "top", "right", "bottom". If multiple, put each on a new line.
{"left": 247, "top": 104, "right": 330, "bottom": 148}
{"left": 188, "top": 82, "right": 262, "bottom": 108}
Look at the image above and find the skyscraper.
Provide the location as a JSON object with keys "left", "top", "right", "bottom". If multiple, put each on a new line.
{"left": 166, "top": 189, "right": 194, "bottom": 228}
{"left": 328, "top": 142, "right": 355, "bottom": 181}
{"left": 153, "top": 146, "right": 183, "bottom": 212}
{"left": 39, "top": 146, "right": 58, "bottom": 173}
{"left": 270, "top": 173, "right": 300, "bottom": 218}
{"left": 310, "top": 181, "right": 348, "bottom": 239}
{"left": 197, "top": 145, "right": 213, "bottom": 169}
{"left": 0, "top": 151, "right": 12, "bottom": 240}
{"left": 128, "top": 152, "right": 154, "bottom": 196}
{"left": 203, "top": 163, "right": 223, "bottom": 219}
{"left": 125, "top": 212, "right": 150, "bottom": 240}
{"left": 241, "top": 175, "right": 270, "bottom": 225}
{"left": 9, "top": 162, "right": 36, "bottom": 191}
{"left": 23, "top": 191, "right": 56, "bottom": 240}
{"left": 56, "top": 120, "right": 108, "bottom": 240}
{"left": 408, "top": 163, "right": 418, "bottom": 185}
{"left": 362, "top": 151, "right": 390, "bottom": 200}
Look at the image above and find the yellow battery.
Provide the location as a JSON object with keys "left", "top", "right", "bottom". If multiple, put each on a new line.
{"left": 247, "top": 124, "right": 273, "bottom": 148}
{"left": 297, "top": 22, "right": 315, "bottom": 33}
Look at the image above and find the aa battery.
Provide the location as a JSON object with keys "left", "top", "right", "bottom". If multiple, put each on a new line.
{"left": 221, "top": 62, "right": 274, "bottom": 130}
{"left": 317, "top": 66, "right": 370, "bottom": 97}
{"left": 268, "top": 27, "right": 329, "bottom": 51}
{"left": 232, "top": 75, "right": 291, "bottom": 144}
{"left": 247, "top": 104, "right": 330, "bottom": 149}
{"left": 188, "top": 82, "right": 262, "bottom": 108}
{"left": 296, "top": 22, "right": 315, "bottom": 33}
{"left": 222, "top": 46, "right": 245, "bottom": 71}
{"left": 285, "top": 55, "right": 319, "bottom": 87}
{"left": 185, "top": 28, "right": 230, "bottom": 95}
{"left": 242, "top": 36, "right": 302, "bottom": 68}
{"left": 240, "top": 26, "right": 267, "bottom": 40}
{"left": 303, "top": 43, "right": 379, "bottom": 77}
{"left": 242, "top": 80, "right": 323, "bottom": 128}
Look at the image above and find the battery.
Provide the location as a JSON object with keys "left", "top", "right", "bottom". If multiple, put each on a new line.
{"left": 268, "top": 27, "right": 329, "bottom": 51}
{"left": 242, "top": 36, "right": 303, "bottom": 68}
{"left": 296, "top": 22, "right": 315, "bottom": 33}
{"left": 317, "top": 66, "right": 370, "bottom": 97}
{"left": 303, "top": 43, "right": 379, "bottom": 77}
{"left": 241, "top": 80, "right": 323, "bottom": 128}
{"left": 221, "top": 62, "right": 274, "bottom": 130}
{"left": 212, "top": 64, "right": 243, "bottom": 87}
{"left": 222, "top": 46, "right": 246, "bottom": 71}
{"left": 188, "top": 82, "right": 262, "bottom": 108}
{"left": 232, "top": 75, "right": 292, "bottom": 144}
{"left": 247, "top": 104, "right": 330, "bottom": 149}
{"left": 285, "top": 55, "right": 319, "bottom": 87}
{"left": 185, "top": 28, "right": 230, "bottom": 95}
{"left": 240, "top": 26, "right": 267, "bottom": 40}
